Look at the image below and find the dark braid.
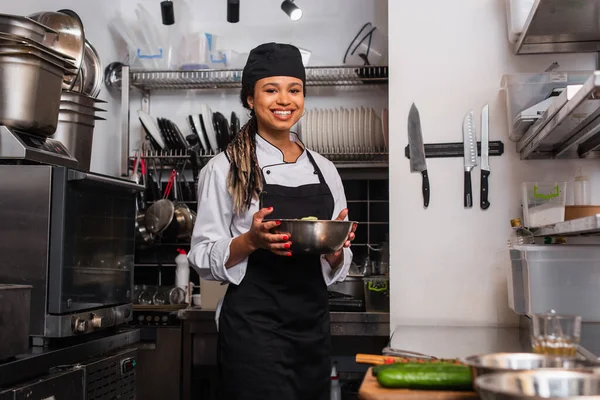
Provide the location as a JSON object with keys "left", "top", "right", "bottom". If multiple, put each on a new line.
{"left": 226, "top": 83, "right": 262, "bottom": 214}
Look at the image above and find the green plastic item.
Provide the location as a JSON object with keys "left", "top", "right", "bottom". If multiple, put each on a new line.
{"left": 368, "top": 280, "right": 389, "bottom": 292}
{"left": 533, "top": 185, "right": 560, "bottom": 199}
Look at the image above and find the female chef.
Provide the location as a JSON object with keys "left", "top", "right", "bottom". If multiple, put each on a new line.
{"left": 188, "top": 42, "right": 356, "bottom": 400}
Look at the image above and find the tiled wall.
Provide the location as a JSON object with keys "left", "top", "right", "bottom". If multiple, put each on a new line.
{"left": 343, "top": 179, "right": 390, "bottom": 265}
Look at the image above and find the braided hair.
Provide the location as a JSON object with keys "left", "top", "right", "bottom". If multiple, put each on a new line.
{"left": 226, "top": 82, "right": 306, "bottom": 215}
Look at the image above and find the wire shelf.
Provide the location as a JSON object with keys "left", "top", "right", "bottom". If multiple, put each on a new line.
{"left": 130, "top": 65, "right": 388, "bottom": 90}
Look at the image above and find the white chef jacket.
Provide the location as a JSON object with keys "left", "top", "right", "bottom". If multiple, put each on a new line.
{"left": 188, "top": 133, "right": 353, "bottom": 288}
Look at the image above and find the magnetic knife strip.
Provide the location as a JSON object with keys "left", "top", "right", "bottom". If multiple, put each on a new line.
{"left": 404, "top": 140, "right": 504, "bottom": 159}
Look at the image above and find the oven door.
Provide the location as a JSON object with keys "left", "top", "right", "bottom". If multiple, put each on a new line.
{"left": 47, "top": 168, "right": 143, "bottom": 314}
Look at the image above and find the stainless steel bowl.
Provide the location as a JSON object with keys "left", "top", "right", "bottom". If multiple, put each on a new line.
{"left": 476, "top": 369, "right": 600, "bottom": 400}
{"left": 464, "top": 353, "right": 584, "bottom": 380}
{"left": 71, "top": 39, "right": 102, "bottom": 98}
{"left": 268, "top": 219, "right": 356, "bottom": 254}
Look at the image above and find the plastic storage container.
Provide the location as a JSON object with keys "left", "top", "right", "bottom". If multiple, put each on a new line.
{"left": 509, "top": 245, "right": 600, "bottom": 321}
{"left": 505, "top": 0, "right": 535, "bottom": 43}
{"left": 522, "top": 182, "right": 566, "bottom": 228}
{"left": 500, "top": 71, "right": 592, "bottom": 142}
{"left": 363, "top": 276, "right": 389, "bottom": 312}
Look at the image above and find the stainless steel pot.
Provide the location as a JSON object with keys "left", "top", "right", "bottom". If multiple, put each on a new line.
{"left": 52, "top": 118, "right": 94, "bottom": 170}
{"left": 0, "top": 32, "right": 76, "bottom": 66}
{"left": 0, "top": 13, "right": 56, "bottom": 44}
{"left": 58, "top": 109, "right": 105, "bottom": 126}
{"left": 61, "top": 90, "right": 107, "bottom": 107}
{"left": 329, "top": 275, "right": 364, "bottom": 301}
{"left": 0, "top": 52, "right": 64, "bottom": 136}
{"left": 59, "top": 100, "right": 105, "bottom": 115}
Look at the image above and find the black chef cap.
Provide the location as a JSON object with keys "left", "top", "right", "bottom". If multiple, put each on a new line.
{"left": 242, "top": 42, "right": 306, "bottom": 89}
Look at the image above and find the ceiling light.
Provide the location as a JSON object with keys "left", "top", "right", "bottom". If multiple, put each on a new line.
{"left": 161, "top": 0, "right": 175, "bottom": 25}
{"left": 227, "top": 0, "right": 240, "bottom": 23}
{"left": 281, "top": 0, "right": 302, "bottom": 21}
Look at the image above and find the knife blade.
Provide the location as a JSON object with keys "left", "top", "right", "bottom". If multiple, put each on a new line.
{"left": 480, "top": 104, "right": 490, "bottom": 210}
{"left": 463, "top": 111, "right": 477, "bottom": 208}
{"left": 407, "top": 103, "right": 430, "bottom": 208}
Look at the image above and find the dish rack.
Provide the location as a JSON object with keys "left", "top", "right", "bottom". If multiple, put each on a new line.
{"left": 107, "top": 64, "right": 389, "bottom": 177}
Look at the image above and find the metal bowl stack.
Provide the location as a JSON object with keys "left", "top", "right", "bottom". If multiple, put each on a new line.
{"left": 26, "top": 9, "right": 105, "bottom": 170}
{"left": 0, "top": 13, "right": 78, "bottom": 136}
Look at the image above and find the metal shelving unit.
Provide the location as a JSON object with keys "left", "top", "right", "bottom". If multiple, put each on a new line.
{"left": 517, "top": 72, "right": 600, "bottom": 159}
{"left": 533, "top": 215, "right": 600, "bottom": 237}
{"left": 111, "top": 64, "right": 389, "bottom": 176}
{"left": 515, "top": 0, "right": 600, "bottom": 55}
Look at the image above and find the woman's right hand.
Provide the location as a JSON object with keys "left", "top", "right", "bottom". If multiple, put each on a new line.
{"left": 244, "top": 207, "right": 292, "bottom": 256}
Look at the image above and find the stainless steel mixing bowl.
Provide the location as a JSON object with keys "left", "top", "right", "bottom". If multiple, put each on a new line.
{"left": 268, "top": 219, "right": 356, "bottom": 254}
{"left": 464, "top": 353, "right": 585, "bottom": 380}
{"left": 476, "top": 369, "right": 600, "bottom": 400}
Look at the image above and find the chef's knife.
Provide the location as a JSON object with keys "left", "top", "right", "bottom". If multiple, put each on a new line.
{"left": 407, "top": 103, "right": 430, "bottom": 208}
{"left": 463, "top": 111, "right": 477, "bottom": 208}
{"left": 480, "top": 104, "right": 490, "bottom": 210}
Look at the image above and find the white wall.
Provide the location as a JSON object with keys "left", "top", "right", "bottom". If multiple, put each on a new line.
{"left": 1, "top": 0, "right": 388, "bottom": 176}
{"left": 388, "top": 0, "right": 599, "bottom": 329}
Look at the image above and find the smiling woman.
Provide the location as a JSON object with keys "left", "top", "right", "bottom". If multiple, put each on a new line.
{"left": 188, "top": 42, "right": 357, "bottom": 400}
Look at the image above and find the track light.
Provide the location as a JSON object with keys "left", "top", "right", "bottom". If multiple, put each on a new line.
{"left": 227, "top": 0, "right": 240, "bottom": 23}
{"left": 281, "top": 0, "right": 302, "bottom": 21}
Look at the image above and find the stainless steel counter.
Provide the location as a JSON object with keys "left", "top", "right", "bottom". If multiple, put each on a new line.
{"left": 179, "top": 308, "right": 390, "bottom": 337}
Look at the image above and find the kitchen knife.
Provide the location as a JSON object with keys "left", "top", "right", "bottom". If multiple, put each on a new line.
{"left": 462, "top": 111, "right": 477, "bottom": 208}
{"left": 480, "top": 104, "right": 490, "bottom": 210}
{"left": 407, "top": 103, "right": 430, "bottom": 208}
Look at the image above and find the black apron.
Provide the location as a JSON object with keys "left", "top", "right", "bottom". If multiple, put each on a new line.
{"left": 218, "top": 151, "right": 334, "bottom": 400}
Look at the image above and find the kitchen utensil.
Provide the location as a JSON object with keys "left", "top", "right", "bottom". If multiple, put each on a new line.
{"left": 464, "top": 352, "right": 583, "bottom": 380}
{"left": 480, "top": 104, "right": 490, "bottom": 210}
{"left": 381, "top": 348, "right": 437, "bottom": 360}
{"left": 0, "top": 13, "right": 57, "bottom": 44}
{"left": 463, "top": 111, "right": 477, "bottom": 208}
{"left": 531, "top": 310, "right": 582, "bottom": 358}
{"left": 407, "top": 103, "right": 430, "bottom": 208}
{"left": 51, "top": 114, "right": 95, "bottom": 171}
{"left": 0, "top": 284, "right": 32, "bottom": 361}
{"left": 268, "top": 219, "right": 357, "bottom": 254}
{"left": 71, "top": 39, "right": 103, "bottom": 98}
{"left": 404, "top": 141, "right": 505, "bottom": 159}
{"left": 475, "top": 369, "right": 600, "bottom": 400}
{"left": 0, "top": 32, "right": 76, "bottom": 64}
{"left": 28, "top": 10, "right": 85, "bottom": 90}
{"left": 61, "top": 90, "right": 107, "bottom": 107}
{"left": 59, "top": 100, "right": 105, "bottom": 115}
{"left": 144, "top": 170, "right": 176, "bottom": 235}
{"left": 0, "top": 51, "right": 66, "bottom": 136}
{"left": 138, "top": 110, "right": 165, "bottom": 150}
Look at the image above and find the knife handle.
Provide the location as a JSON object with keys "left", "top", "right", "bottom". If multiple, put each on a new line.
{"left": 464, "top": 171, "right": 473, "bottom": 208}
{"left": 421, "top": 170, "right": 430, "bottom": 208}
{"left": 481, "top": 170, "right": 490, "bottom": 210}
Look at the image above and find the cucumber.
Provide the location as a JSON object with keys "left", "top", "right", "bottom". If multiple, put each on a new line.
{"left": 372, "top": 361, "right": 465, "bottom": 377}
{"left": 376, "top": 364, "right": 473, "bottom": 390}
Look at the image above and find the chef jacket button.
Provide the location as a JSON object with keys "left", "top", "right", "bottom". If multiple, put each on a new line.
{"left": 266, "top": 170, "right": 271, "bottom": 175}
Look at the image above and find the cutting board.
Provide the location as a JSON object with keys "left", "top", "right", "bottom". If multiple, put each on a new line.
{"left": 358, "top": 368, "right": 479, "bottom": 400}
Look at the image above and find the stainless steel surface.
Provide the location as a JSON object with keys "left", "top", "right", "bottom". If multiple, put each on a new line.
{"left": 115, "top": 65, "right": 389, "bottom": 90}
{"left": 59, "top": 100, "right": 106, "bottom": 114}
{"left": 509, "top": 245, "right": 600, "bottom": 321}
{"left": 0, "top": 367, "right": 84, "bottom": 399}
{"left": 145, "top": 198, "right": 175, "bottom": 234}
{"left": 59, "top": 109, "right": 105, "bottom": 124}
{"left": 0, "top": 126, "right": 78, "bottom": 168}
{"left": 68, "top": 169, "right": 145, "bottom": 191}
{"left": 121, "top": 64, "right": 130, "bottom": 177}
{"left": 0, "top": 52, "right": 65, "bottom": 136}
{"left": 0, "top": 165, "right": 137, "bottom": 338}
{"left": 0, "top": 32, "right": 76, "bottom": 65}
{"left": 518, "top": 72, "right": 600, "bottom": 159}
{"left": 0, "top": 285, "right": 32, "bottom": 361}
{"left": 270, "top": 219, "right": 356, "bottom": 254}
{"left": 533, "top": 214, "right": 600, "bottom": 237}
{"left": 28, "top": 10, "right": 85, "bottom": 90}
{"left": 464, "top": 352, "right": 585, "bottom": 380}
{"left": 476, "top": 369, "right": 600, "bottom": 400}
{"left": 578, "top": 344, "right": 600, "bottom": 364}
{"left": 407, "top": 103, "right": 427, "bottom": 173}
{"left": 52, "top": 119, "right": 94, "bottom": 171}
{"left": 0, "top": 13, "right": 56, "bottom": 44}
{"left": 0, "top": 327, "right": 140, "bottom": 388}
{"left": 61, "top": 89, "right": 107, "bottom": 107}
{"left": 481, "top": 105, "right": 490, "bottom": 171}
{"left": 463, "top": 111, "right": 478, "bottom": 171}
{"left": 71, "top": 39, "right": 103, "bottom": 98}
{"left": 515, "top": 0, "right": 600, "bottom": 55}
{"left": 44, "top": 304, "right": 132, "bottom": 337}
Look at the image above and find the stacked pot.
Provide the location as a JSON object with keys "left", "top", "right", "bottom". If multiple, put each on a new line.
{"left": 0, "top": 10, "right": 104, "bottom": 171}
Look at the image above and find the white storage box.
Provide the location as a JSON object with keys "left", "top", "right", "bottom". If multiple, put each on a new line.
{"left": 522, "top": 181, "right": 566, "bottom": 228}
{"left": 509, "top": 245, "right": 600, "bottom": 322}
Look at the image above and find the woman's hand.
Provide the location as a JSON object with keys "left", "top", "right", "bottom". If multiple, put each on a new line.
{"left": 244, "top": 207, "right": 292, "bottom": 257}
{"left": 324, "top": 208, "right": 357, "bottom": 268}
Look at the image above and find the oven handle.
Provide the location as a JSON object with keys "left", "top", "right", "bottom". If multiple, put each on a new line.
{"left": 68, "top": 170, "right": 145, "bottom": 192}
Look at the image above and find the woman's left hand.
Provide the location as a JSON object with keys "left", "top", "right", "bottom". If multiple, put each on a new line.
{"left": 324, "top": 208, "right": 357, "bottom": 268}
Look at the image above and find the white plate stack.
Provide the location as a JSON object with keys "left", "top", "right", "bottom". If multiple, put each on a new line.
{"left": 298, "top": 107, "right": 389, "bottom": 161}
